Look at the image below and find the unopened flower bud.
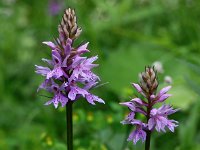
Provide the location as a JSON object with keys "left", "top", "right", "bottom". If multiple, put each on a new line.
{"left": 140, "top": 66, "right": 158, "bottom": 95}
{"left": 58, "top": 8, "right": 82, "bottom": 41}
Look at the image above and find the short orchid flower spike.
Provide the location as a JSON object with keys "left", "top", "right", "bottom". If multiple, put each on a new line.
{"left": 120, "top": 66, "right": 179, "bottom": 150}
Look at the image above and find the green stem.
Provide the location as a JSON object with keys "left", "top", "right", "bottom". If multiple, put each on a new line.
{"left": 145, "top": 130, "right": 151, "bottom": 150}
{"left": 66, "top": 101, "right": 73, "bottom": 150}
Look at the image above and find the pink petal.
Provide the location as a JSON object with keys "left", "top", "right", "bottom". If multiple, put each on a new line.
{"left": 157, "top": 86, "right": 171, "bottom": 97}
{"left": 132, "top": 83, "right": 144, "bottom": 94}
{"left": 42, "top": 41, "right": 56, "bottom": 49}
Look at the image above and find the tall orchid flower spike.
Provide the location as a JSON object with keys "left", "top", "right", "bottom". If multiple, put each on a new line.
{"left": 35, "top": 8, "right": 105, "bottom": 150}
{"left": 35, "top": 8, "right": 104, "bottom": 107}
{"left": 120, "top": 66, "right": 179, "bottom": 150}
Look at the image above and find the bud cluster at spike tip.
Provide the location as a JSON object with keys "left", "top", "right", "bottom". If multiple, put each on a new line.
{"left": 35, "top": 8, "right": 105, "bottom": 108}
{"left": 120, "top": 66, "right": 179, "bottom": 145}
{"left": 58, "top": 8, "right": 82, "bottom": 41}
{"left": 140, "top": 66, "right": 158, "bottom": 96}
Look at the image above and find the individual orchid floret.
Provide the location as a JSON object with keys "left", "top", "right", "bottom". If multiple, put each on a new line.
{"left": 45, "top": 88, "right": 68, "bottom": 108}
{"left": 148, "top": 105, "right": 179, "bottom": 132}
{"left": 128, "top": 120, "right": 147, "bottom": 144}
{"left": 35, "top": 8, "right": 104, "bottom": 108}
{"left": 35, "top": 65, "right": 51, "bottom": 76}
{"left": 70, "top": 55, "right": 100, "bottom": 82}
{"left": 120, "top": 66, "right": 179, "bottom": 148}
{"left": 120, "top": 112, "right": 135, "bottom": 125}
{"left": 85, "top": 94, "right": 105, "bottom": 105}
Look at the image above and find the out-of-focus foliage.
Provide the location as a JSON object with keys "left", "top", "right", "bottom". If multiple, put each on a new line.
{"left": 0, "top": 0, "right": 200, "bottom": 149}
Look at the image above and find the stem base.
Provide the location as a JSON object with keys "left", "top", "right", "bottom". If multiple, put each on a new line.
{"left": 66, "top": 101, "right": 73, "bottom": 150}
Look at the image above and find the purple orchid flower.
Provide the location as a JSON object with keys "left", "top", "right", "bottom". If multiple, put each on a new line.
{"left": 120, "top": 67, "right": 179, "bottom": 147}
{"left": 128, "top": 121, "right": 147, "bottom": 144}
{"left": 148, "top": 105, "right": 179, "bottom": 132}
{"left": 35, "top": 8, "right": 104, "bottom": 108}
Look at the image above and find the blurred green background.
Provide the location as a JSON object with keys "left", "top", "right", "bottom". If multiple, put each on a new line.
{"left": 1, "top": 0, "right": 200, "bottom": 149}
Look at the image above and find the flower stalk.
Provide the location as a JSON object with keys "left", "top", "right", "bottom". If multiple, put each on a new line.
{"left": 145, "top": 105, "right": 152, "bottom": 150}
{"left": 145, "top": 130, "right": 151, "bottom": 150}
{"left": 66, "top": 101, "right": 73, "bottom": 150}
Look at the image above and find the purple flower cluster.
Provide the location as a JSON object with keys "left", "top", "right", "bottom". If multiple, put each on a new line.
{"left": 120, "top": 67, "right": 178, "bottom": 145}
{"left": 35, "top": 9, "right": 104, "bottom": 108}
